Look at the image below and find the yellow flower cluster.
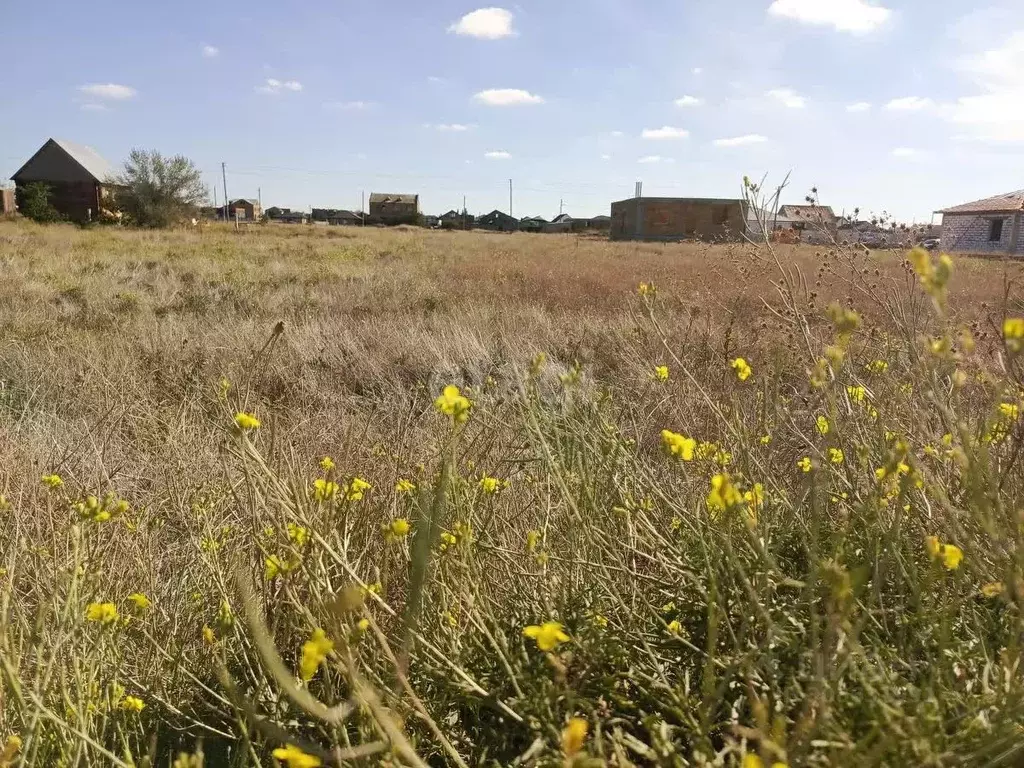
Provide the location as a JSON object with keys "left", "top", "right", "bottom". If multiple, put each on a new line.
{"left": 233, "top": 412, "right": 261, "bottom": 431}
{"left": 385, "top": 518, "right": 411, "bottom": 542}
{"left": 637, "top": 282, "right": 656, "bottom": 297}
{"left": 127, "top": 593, "right": 151, "bottom": 613}
{"left": 299, "top": 628, "right": 334, "bottom": 681}
{"left": 434, "top": 385, "right": 472, "bottom": 424}
{"left": 41, "top": 474, "right": 64, "bottom": 489}
{"left": 478, "top": 476, "right": 506, "bottom": 494}
{"left": 661, "top": 430, "right": 696, "bottom": 460}
{"left": 395, "top": 478, "right": 416, "bottom": 494}
{"left": 1004, "top": 318, "right": 1024, "bottom": 354}
{"left": 653, "top": 365, "right": 670, "bottom": 382}
{"left": 731, "top": 357, "right": 752, "bottom": 381}
{"left": 707, "top": 473, "right": 743, "bottom": 513}
{"left": 561, "top": 718, "right": 589, "bottom": 757}
{"left": 523, "top": 621, "right": 570, "bottom": 652}
{"left": 312, "top": 478, "right": 338, "bottom": 501}
{"left": 85, "top": 602, "right": 119, "bottom": 625}
{"left": 74, "top": 492, "right": 129, "bottom": 523}
{"left": 119, "top": 695, "right": 145, "bottom": 713}
{"left": 272, "top": 744, "right": 321, "bottom": 768}
{"left": 926, "top": 536, "right": 963, "bottom": 570}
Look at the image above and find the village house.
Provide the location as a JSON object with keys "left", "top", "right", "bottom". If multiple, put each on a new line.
{"left": 266, "top": 207, "right": 308, "bottom": 224}
{"left": 226, "top": 199, "right": 261, "bottom": 222}
{"left": 10, "top": 138, "right": 117, "bottom": 222}
{"left": 477, "top": 209, "right": 519, "bottom": 232}
{"left": 936, "top": 190, "right": 1024, "bottom": 255}
{"left": 311, "top": 208, "right": 362, "bottom": 225}
{"left": 519, "top": 215, "right": 548, "bottom": 233}
{"left": 440, "top": 209, "right": 473, "bottom": 229}
{"left": 610, "top": 197, "right": 747, "bottom": 241}
{"left": 369, "top": 193, "right": 419, "bottom": 225}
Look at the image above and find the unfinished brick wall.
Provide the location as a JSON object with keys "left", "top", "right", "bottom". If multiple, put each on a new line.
{"left": 941, "top": 213, "right": 1024, "bottom": 255}
{"left": 611, "top": 198, "right": 745, "bottom": 241}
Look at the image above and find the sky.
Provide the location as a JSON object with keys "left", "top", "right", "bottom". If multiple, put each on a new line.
{"left": 2, "top": 0, "right": 1024, "bottom": 221}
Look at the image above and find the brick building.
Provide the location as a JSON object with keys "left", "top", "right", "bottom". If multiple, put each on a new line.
{"left": 369, "top": 193, "right": 419, "bottom": 225}
{"left": 610, "top": 197, "right": 747, "bottom": 241}
{"left": 936, "top": 190, "right": 1024, "bottom": 255}
{"left": 11, "top": 138, "right": 116, "bottom": 222}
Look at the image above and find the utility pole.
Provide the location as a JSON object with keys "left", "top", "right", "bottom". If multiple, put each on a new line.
{"left": 559, "top": 198, "right": 564, "bottom": 216}
{"left": 213, "top": 186, "right": 218, "bottom": 209}
{"left": 509, "top": 179, "right": 513, "bottom": 219}
{"left": 257, "top": 186, "right": 262, "bottom": 215}
{"left": 361, "top": 190, "right": 365, "bottom": 225}
{"left": 221, "top": 162, "right": 229, "bottom": 224}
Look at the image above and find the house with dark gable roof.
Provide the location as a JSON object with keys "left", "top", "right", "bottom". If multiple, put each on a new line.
{"left": 11, "top": 138, "right": 117, "bottom": 222}
{"left": 936, "top": 190, "right": 1024, "bottom": 255}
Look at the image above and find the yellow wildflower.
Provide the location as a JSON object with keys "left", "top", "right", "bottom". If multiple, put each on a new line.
{"left": 85, "top": 602, "right": 118, "bottom": 625}
{"left": 434, "top": 385, "right": 472, "bottom": 424}
{"left": 523, "top": 621, "right": 570, "bottom": 652}
{"left": 846, "top": 385, "right": 866, "bottom": 403}
{"left": 395, "top": 478, "right": 416, "bottom": 494}
{"left": 119, "top": 696, "right": 145, "bottom": 713}
{"left": 357, "top": 618, "right": 370, "bottom": 632}
{"left": 385, "top": 518, "right": 411, "bottom": 541}
{"left": 925, "top": 536, "right": 942, "bottom": 558}
{"left": 265, "top": 554, "right": 294, "bottom": 581}
{"left": 707, "top": 473, "right": 743, "bottom": 513}
{"left": 866, "top": 359, "right": 889, "bottom": 374}
{"left": 203, "top": 625, "right": 216, "bottom": 645}
{"left": 41, "top": 474, "right": 63, "bottom": 489}
{"left": 439, "top": 531, "right": 457, "bottom": 550}
{"left": 999, "top": 402, "right": 1019, "bottom": 422}
{"left": 562, "top": 718, "right": 589, "bottom": 757}
{"left": 127, "top": 593, "right": 151, "bottom": 613}
{"left": 233, "top": 412, "right": 261, "bottom": 431}
{"left": 743, "top": 482, "right": 764, "bottom": 508}
{"left": 731, "top": 357, "right": 752, "bottom": 381}
{"left": 272, "top": 744, "right": 321, "bottom": 768}
{"left": 661, "top": 430, "right": 696, "bottom": 461}
{"left": 1004, "top": 318, "right": 1024, "bottom": 353}
{"left": 344, "top": 477, "right": 371, "bottom": 501}
{"left": 0, "top": 734, "right": 22, "bottom": 765}
{"left": 667, "top": 619, "right": 682, "bottom": 635}
{"left": 942, "top": 544, "right": 963, "bottom": 570}
{"left": 591, "top": 613, "right": 608, "bottom": 628}
{"left": 816, "top": 415, "right": 830, "bottom": 435}
{"left": 760, "top": 434, "right": 771, "bottom": 445}
{"left": 653, "top": 365, "right": 670, "bottom": 382}
{"left": 797, "top": 457, "right": 812, "bottom": 473}
{"left": 981, "top": 581, "right": 1005, "bottom": 598}
{"left": 299, "top": 628, "right": 334, "bottom": 681}
{"left": 478, "top": 476, "right": 502, "bottom": 494}
{"left": 637, "top": 282, "right": 656, "bottom": 297}
{"left": 828, "top": 448, "right": 844, "bottom": 465}
{"left": 743, "top": 756, "right": 789, "bottom": 768}
{"left": 287, "top": 523, "right": 308, "bottom": 547}
{"left": 319, "top": 456, "right": 335, "bottom": 471}
{"left": 312, "top": 478, "right": 338, "bottom": 501}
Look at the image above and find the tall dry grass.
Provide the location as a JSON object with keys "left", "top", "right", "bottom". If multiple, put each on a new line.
{"left": 1, "top": 218, "right": 1024, "bottom": 766}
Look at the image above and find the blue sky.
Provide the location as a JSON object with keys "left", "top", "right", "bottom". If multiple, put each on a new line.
{"left": 3, "top": 0, "right": 1024, "bottom": 221}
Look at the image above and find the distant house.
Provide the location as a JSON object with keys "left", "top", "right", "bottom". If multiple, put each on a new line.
{"left": 519, "top": 215, "right": 548, "bottom": 233}
{"left": 585, "top": 214, "right": 611, "bottom": 232}
{"left": 936, "top": 190, "right": 1024, "bottom": 255}
{"left": 11, "top": 138, "right": 117, "bottom": 222}
{"left": 543, "top": 213, "right": 573, "bottom": 233}
{"left": 369, "top": 193, "right": 419, "bottom": 225}
{"left": 778, "top": 204, "right": 836, "bottom": 226}
{"left": 440, "top": 209, "right": 472, "bottom": 229}
{"left": 266, "top": 207, "right": 308, "bottom": 224}
{"left": 227, "top": 199, "right": 261, "bottom": 222}
{"left": 312, "top": 208, "right": 362, "bottom": 225}
{"left": 423, "top": 214, "right": 440, "bottom": 228}
{"left": 610, "top": 197, "right": 747, "bottom": 241}
{"left": 477, "top": 209, "right": 519, "bottom": 232}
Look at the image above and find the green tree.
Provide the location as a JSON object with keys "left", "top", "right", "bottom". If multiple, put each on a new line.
{"left": 112, "top": 149, "right": 207, "bottom": 228}
{"left": 17, "top": 182, "right": 60, "bottom": 223}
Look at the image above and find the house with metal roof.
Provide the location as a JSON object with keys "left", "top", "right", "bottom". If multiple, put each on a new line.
{"left": 11, "top": 138, "right": 117, "bottom": 222}
{"left": 935, "top": 190, "right": 1024, "bottom": 255}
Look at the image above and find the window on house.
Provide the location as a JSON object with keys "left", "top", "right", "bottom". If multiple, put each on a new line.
{"left": 989, "top": 219, "right": 1004, "bottom": 242}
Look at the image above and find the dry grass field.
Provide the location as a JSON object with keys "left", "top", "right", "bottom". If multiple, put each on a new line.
{"left": 2, "top": 219, "right": 1024, "bottom": 767}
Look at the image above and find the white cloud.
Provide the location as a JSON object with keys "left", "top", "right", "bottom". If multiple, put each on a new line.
{"left": 846, "top": 101, "right": 871, "bottom": 112}
{"left": 473, "top": 88, "right": 543, "bottom": 106}
{"left": 674, "top": 95, "right": 703, "bottom": 107}
{"left": 325, "top": 100, "right": 372, "bottom": 110}
{"left": 767, "top": 0, "right": 891, "bottom": 33}
{"left": 435, "top": 123, "right": 473, "bottom": 131}
{"left": 638, "top": 155, "right": 674, "bottom": 164}
{"left": 202, "top": 45, "right": 219, "bottom": 58}
{"left": 692, "top": 67, "right": 703, "bottom": 75}
{"left": 449, "top": 8, "right": 515, "bottom": 39}
{"left": 947, "top": 30, "right": 1024, "bottom": 142}
{"left": 642, "top": 126, "right": 690, "bottom": 140}
{"left": 610, "top": 130, "right": 624, "bottom": 138}
{"left": 767, "top": 88, "right": 806, "bottom": 108}
{"left": 259, "top": 78, "right": 303, "bottom": 94}
{"left": 427, "top": 76, "right": 447, "bottom": 84}
{"left": 78, "top": 83, "right": 136, "bottom": 100}
{"left": 884, "top": 96, "right": 932, "bottom": 111}
{"left": 484, "top": 150, "right": 511, "bottom": 159}
{"left": 713, "top": 134, "right": 768, "bottom": 147}
{"left": 601, "top": 154, "right": 612, "bottom": 160}
{"left": 80, "top": 103, "right": 107, "bottom": 112}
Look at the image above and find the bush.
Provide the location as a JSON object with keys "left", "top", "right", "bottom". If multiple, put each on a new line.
{"left": 112, "top": 148, "right": 207, "bottom": 228}
{"left": 16, "top": 181, "right": 60, "bottom": 223}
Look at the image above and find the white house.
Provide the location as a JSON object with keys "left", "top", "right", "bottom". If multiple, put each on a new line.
{"left": 936, "top": 190, "right": 1024, "bottom": 255}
